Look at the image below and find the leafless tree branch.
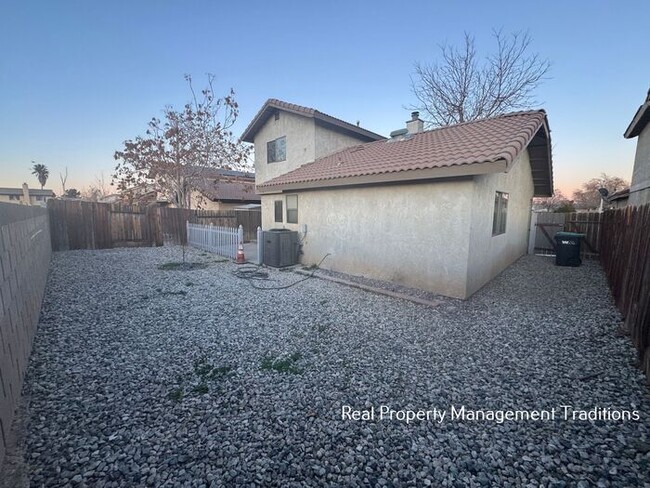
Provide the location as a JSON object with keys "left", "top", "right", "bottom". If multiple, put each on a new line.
{"left": 410, "top": 30, "right": 551, "bottom": 127}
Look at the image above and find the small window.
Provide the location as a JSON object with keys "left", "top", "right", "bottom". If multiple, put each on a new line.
{"left": 9, "top": 195, "right": 20, "bottom": 200}
{"left": 286, "top": 194, "right": 298, "bottom": 224}
{"left": 267, "top": 136, "right": 286, "bottom": 163}
{"left": 274, "top": 200, "right": 283, "bottom": 223}
{"left": 492, "top": 191, "right": 509, "bottom": 236}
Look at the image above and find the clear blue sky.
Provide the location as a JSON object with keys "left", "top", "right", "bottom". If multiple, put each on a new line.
{"left": 1, "top": 0, "right": 648, "bottom": 196}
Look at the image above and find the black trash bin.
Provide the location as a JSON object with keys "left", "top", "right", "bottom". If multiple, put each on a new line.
{"left": 554, "top": 232, "right": 584, "bottom": 267}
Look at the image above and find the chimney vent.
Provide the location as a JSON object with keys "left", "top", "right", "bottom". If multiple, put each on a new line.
{"left": 406, "top": 112, "right": 424, "bottom": 134}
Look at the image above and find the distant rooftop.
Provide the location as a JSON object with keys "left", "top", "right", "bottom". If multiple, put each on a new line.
{"left": 0, "top": 187, "right": 55, "bottom": 196}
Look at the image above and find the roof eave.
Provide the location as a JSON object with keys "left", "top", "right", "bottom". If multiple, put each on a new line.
{"left": 624, "top": 103, "right": 650, "bottom": 138}
{"left": 256, "top": 160, "right": 508, "bottom": 194}
{"left": 241, "top": 99, "right": 385, "bottom": 143}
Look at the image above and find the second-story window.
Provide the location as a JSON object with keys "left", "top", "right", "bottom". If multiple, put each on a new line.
{"left": 267, "top": 136, "right": 286, "bottom": 163}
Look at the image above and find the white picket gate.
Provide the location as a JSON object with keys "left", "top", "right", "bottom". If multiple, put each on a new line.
{"left": 187, "top": 222, "right": 243, "bottom": 260}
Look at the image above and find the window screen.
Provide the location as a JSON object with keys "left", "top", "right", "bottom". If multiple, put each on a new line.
{"left": 286, "top": 194, "right": 298, "bottom": 224}
{"left": 267, "top": 136, "right": 286, "bottom": 163}
{"left": 274, "top": 200, "right": 283, "bottom": 223}
{"left": 492, "top": 191, "right": 509, "bottom": 236}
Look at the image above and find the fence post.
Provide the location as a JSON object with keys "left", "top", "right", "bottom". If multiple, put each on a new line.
{"left": 257, "top": 226, "right": 263, "bottom": 265}
{"left": 238, "top": 225, "right": 244, "bottom": 245}
{"left": 528, "top": 211, "right": 537, "bottom": 255}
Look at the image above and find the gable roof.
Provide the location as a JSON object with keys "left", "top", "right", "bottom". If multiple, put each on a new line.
{"left": 258, "top": 110, "right": 553, "bottom": 197}
{"left": 624, "top": 88, "right": 650, "bottom": 138}
{"left": 241, "top": 99, "right": 385, "bottom": 143}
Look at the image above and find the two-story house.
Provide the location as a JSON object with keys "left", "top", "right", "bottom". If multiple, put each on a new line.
{"left": 242, "top": 99, "right": 553, "bottom": 299}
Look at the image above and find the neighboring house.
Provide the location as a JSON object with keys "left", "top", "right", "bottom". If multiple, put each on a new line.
{"left": 0, "top": 185, "right": 54, "bottom": 207}
{"left": 243, "top": 99, "right": 553, "bottom": 299}
{"left": 189, "top": 168, "right": 260, "bottom": 210}
{"left": 608, "top": 188, "right": 630, "bottom": 208}
{"left": 624, "top": 88, "right": 650, "bottom": 206}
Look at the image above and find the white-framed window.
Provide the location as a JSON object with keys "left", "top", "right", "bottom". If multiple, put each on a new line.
{"left": 9, "top": 195, "right": 20, "bottom": 201}
{"left": 492, "top": 191, "right": 509, "bottom": 236}
{"left": 274, "top": 200, "right": 283, "bottom": 223}
{"left": 267, "top": 136, "right": 286, "bottom": 163}
{"left": 286, "top": 194, "right": 298, "bottom": 224}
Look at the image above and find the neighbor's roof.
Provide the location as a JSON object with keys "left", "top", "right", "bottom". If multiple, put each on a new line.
{"left": 258, "top": 110, "right": 553, "bottom": 197}
{"left": 241, "top": 99, "right": 385, "bottom": 143}
{"left": 624, "top": 89, "right": 650, "bottom": 138}
{"left": 0, "top": 187, "right": 55, "bottom": 196}
{"left": 608, "top": 188, "right": 630, "bottom": 201}
{"left": 192, "top": 168, "right": 260, "bottom": 202}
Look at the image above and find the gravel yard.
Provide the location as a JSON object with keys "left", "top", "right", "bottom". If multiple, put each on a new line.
{"left": 20, "top": 247, "right": 650, "bottom": 487}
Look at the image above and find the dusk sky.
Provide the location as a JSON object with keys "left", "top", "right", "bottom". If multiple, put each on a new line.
{"left": 1, "top": 0, "right": 648, "bottom": 197}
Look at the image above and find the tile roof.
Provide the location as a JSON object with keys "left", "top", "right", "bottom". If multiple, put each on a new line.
{"left": 192, "top": 176, "right": 259, "bottom": 202}
{"left": 258, "top": 110, "right": 551, "bottom": 193}
{"left": 241, "top": 99, "right": 385, "bottom": 143}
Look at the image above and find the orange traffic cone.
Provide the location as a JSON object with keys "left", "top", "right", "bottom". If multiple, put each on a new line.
{"left": 236, "top": 243, "right": 246, "bottom": 264}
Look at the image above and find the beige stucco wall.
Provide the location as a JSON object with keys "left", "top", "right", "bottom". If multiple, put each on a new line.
{"left": 254, "top": 112, "right": 316, "bottom": 185}
{"left": 314, "top": 124, "right": 370, "bottom": 158}
{"left": 261, "top": 152, "right": 536, "bottom": 299}
{"left": 465, "top": 150, "right": 534, "bottom": 297}
{"left": 629, "top": 123, "right": 650, "bottom": 207}
{"left": 262, "top": 179, "right": 475, "bottom": 298}
{"left": 254, "top": 113, "right": 377, "bottom": 186}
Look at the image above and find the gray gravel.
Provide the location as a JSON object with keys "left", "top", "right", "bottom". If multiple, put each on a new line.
{"left": 21, "top": 247, "right": 650, "bottom": 487}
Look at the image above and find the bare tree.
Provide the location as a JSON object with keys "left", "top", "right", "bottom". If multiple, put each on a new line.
{"left": 113, "top": 74, "right": 251, "bottom": 209}
{"left": 411, "top": 30, "right": 551, "bottom": 127}
{"left": 82, "top": 173, "right": 110, "bottom": 201}
{"left": 572, "top": 173, "right": 629, "bottom": 210}
{"left": 533, "top": 190, "right": 574, "bottom": 212}
{"left": 59, "top": 167, "right": 68, "bottom": 194}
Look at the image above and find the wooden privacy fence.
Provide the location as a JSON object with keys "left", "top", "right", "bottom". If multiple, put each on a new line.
{"left": 599, "top": 204, "right": 650, "bottom": 379}
{"left": 48, "top": 200, "right": 262, "bottom": 251}
{"left": 530, "top": 211, "right": 601, "bottom": 258}
{"left": 48, "top": 200, "right": 162, "bottom": 251}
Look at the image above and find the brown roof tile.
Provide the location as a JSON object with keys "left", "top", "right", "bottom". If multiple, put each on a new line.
{"left": 258, "top": 110, "right": 549, "bottom": 191}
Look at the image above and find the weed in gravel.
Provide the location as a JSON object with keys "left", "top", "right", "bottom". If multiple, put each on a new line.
{"left": 185, "top": 281, "right": 195, "bottom": 287}
{"left": 193, "top": 356, "right": 233, "bottom": 381}
{"left": 168, "top": 387, "right": 184, "bottom": 402}
{"left": 192, "top": 383, "right": 209, "bottom": 395}
{"left": 316, "top": 323, "right": 328, "bottom": 333}
{"left": 260, "top": 352, "right": 303, "bottom": 374}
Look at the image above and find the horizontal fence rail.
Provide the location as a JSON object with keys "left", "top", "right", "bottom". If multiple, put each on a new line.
{"left": 187, "top": 222, "right": 242, "bottom": 260}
